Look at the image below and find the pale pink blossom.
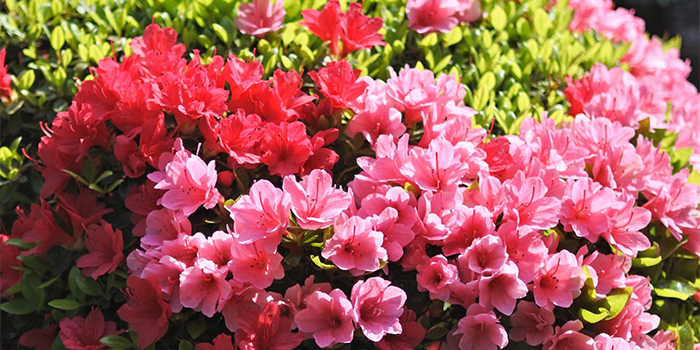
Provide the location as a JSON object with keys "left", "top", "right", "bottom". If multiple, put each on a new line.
{"left": 477, "top": 261, "right": 528, "bottom": 315}
{"left": 509, "top": 301, "right": 555, "bottom": 346}
{"left": 459, "top": 235, "right": 508, "bottom": 275}
{"left": 503, "top": 172, "right": 561, "bottom": 230}
{"left": 295, "top": 290, "right": 354, "bottom": 347}
{"left": 283, "top": 169, "right": 352, "bottom": 230}
{"left": 229, "top": 240, "right": 284, "bottom": 289}
{"left": 228, "top": 179, "right": 291, "bottom": 253}
{"left": 141, "top": 255, "right": 186, "bottom": 313}
{"left": 351, "top": 277, "right": 407, "bottom": 342}
{"left": 322, "top": 215, "right": 387, "bottom": 275}
{"left": 454, "top": 304, "right": 508, "bottom": 350}
{"left": 369, "top": 206, "right": 416, "bottom": 261}
{"left": 148, "top": 141, "right": 221, "bottom": 216}
{"left": 559, "top": 178, "right": 615, "bottom": 242}
{"left": 542, "top": 320, "right": 595, "bottom": 350}
{"left": 197, "top": 231, "right": 234, "bottom": 270}
{"left": 532, "top": 250, "right": 586, "bottom": 309}
{"left": 179, "top": 259, "right": 231, "bottom": 317}
{"left": 401, "top": 138, "right": 470, "bottom": 192}
{"left": 235, "top": 0, "right": 286, "bottom": 37}
{"left": 416, "top": 255, "right": 458, "bottom": 301}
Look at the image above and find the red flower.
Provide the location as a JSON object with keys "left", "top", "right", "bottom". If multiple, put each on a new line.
{"left": 272, "top": 69, "right": 317, "bottom": 118}
{"left": 309, "top": 61, "right": 368, "bottom": 113}
{"left": 0, "top": 48, "right": 13, "bottom": 99}
{"left": 130, "top": 23, "right": 187, "bottom": 80}
{"left": 228, "top": 81, "right": 289, "bottom": 124}
{"left": 301, "top": 0, "right": 385, "bottom": 58}
{"left": 56, "top": 189, "right": 113, "bottom": 239}
{"left": 117, "top": 276, "right": 172, "bottom": 349}
{"left": 22, "top": 200, "right": 74, "bottom": 257}
{"left": 221, "top": 55, "right": 264, "bottom": 100}
{"left": 480, "top": 136, "right": 516, "bottom": 179}
{"left": 1, "top": 234, "right": 23, "bottom": 297}
{"left": 339, "top": 2, "right": 386, "bottom": 57}
{"left": 19, "top": 324, "right": 58, "bottom": 350}
{"left": 76, "top": 221, "right": 124, "bottom": 280}
{"left": 58, "top": 308, "right": 120, "bottom": 350}
{"left": 301, "top": 1, "right": 343, "bottom": 55}
{"left": 261, "top": 121, "right": 313, "bottom": 176}
{"left": 219, "top": 109, "right": 264, "bottom": 168}
{"left": 196, "top": 334, "right": 235, "bottom": 350}
{"left": 235, "top": 302, "right": 305, "bottom": 350}
{"left": 124, "top": 181, "right": 164, "bottom": 237}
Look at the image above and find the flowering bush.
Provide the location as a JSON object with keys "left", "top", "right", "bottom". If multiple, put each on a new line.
{"left": 1, "top": 0, "right": 700, "bottom": 349}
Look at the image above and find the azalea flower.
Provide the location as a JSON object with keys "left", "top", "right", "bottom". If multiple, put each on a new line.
{"left": 295, "top": 289, "right": 354, "bottom": 347}
{"left": 351, "top": 277, "right": 407, "bottom": 342}
{"left": 76, "top": 221, "right": 124, "bottom": 280}
{"left": 234, "top": 302, "right": 304, "bottom": 350}
{"left": 322, "top": 215, "right": 387, "bottom": 275}
{"left": 117, "top": 276, "right": 172, "bottom": 349}
{"left": 283, "top": 169, "right": 352, "bottom": 230}
{"left": 59, "top": 309, "right": 120, "bottom": 350}
{"left": 235, "top": 0, "right": 286, "bottom": 37}
{"left": 454, "top": 304, "right": 509, "bottom": 350}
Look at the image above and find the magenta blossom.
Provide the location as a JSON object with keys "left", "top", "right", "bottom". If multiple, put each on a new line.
{"left": 283, "top": 169, "right": 352, "bottom": 230}
{"left": 229, "top": 240, "right": 284, "bottom": 289}
{"left": 542, "top": 320, "right": 595, "bottom": 350}
{"left": 559, "top": 178, "right": 616, "bottom": 242}
{"left": 351, "top": 277, "right": 407, "bottom": 342}
{"left": 477, "top": 261, "right": 528, "bottom": 315}
{"left": 234, "top": 0, "right": 286, "bottom": 37}
{"left": 295, "top": 289, "right": 354, "bottom": 347}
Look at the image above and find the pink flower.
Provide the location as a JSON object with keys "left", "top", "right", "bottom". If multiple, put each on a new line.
{"left": 582, "top": 251, "right": 627, "bottom": 296}
{"left": 148, "top": 141, "right": 222, "bottom": 216}
{"left": 459, "top": 235, "right": 508, "bottom": 275}
{"left": 179, "top": 259, "right": 231, "bottom": 317}
{"left": 643, "top": 169, "right": 700, "bottom": 240}
{"left": 234, "top": 0, "right": 286, "bottom": 37}
{"left": 603, "top": 192, "right": 651, "bottom": 256}
{"left": 295, "top": 290, "right": 354, "bottom": 347}
{"left": 454, "top": 304, "right": 508, "bottom": 350}
{"left": 197, "top": 231, "right": 234, "bottom": 270}
{"left": 76, "top": 221, "right": 124, "bottom": 280}
{"left": 594, "top": 300, "right": 660, "bottom": 340}
{"left": 406, "top": 0, "right": 462, "bottom": 34}
{"left": 283, "top": 169, "right": 352, "bottom": 230}
{"left": 509, "top": 301, "right": 555, "bottom": 346}
{"left": 376, "top": 307, "right": 426, "bottom": 350}
{"left": 117, "top": 276, "right": 172, "bottom": 349}
{"left": 497, "top": 221, "right": 548, "bottom": 283}
{"left": 218, "top": 281, "right": 271, "bottom": 332}
{"left": 532, "top": 250, "right": 586, "bottom": 309}
{"left": 59, "top": 309, "right": 120, "bottom": 350}
{"left": 235, "top": 302, "right": 305, "bottom": 350}
{"left": 401, "top": 138, "right": 470, "bottom": 192}
{"left": 594, "top": 334, "right": 633, "bottom": 350}
{"left": 503, "top": 172, "right": 561, "bottom": 230}
{"left": 559, "top": 178, "right": 615, "bottom": 242}
{"left": 141, "top": 256, "right": 186, "bottom": 312}
{"left": 228, "top": 179, "right": 291, "bottom": 253}
{"left": 371, "top": 207, "right": 416, "bottom": 262}
{"left": 347, "top": 101, "right": 405, "bottom": 146}
{"left": 322, "top": 215, "right": 387, "bottom": 275}
{"left": 158, "top": 232, "right": 206, "bottom": 267}
{"left": 416, "top": 255, "right": 458, "bottom": 301}
{"left": 477, "top": 261, "right": 528, "bottom": 315}
{"left": 229, "top": 240, "right": 284, "bottom": 289}
{"left": 542, "top": 320, "right": 595, "bottom": 350}
{"left": 351, "top": 277, "right": 407, "bottom": 342}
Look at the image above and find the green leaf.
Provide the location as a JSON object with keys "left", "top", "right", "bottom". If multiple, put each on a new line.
{"left": 100, "top": 335, "right": 135, "bottom": 350}
{"left": 419, "top": 33, "right": 438, "bottom": 49}
{"left": 72, "top": 267, "right": 103, "bottom": 296}
{"left": 17, "top": 70, "right": 35, "bottom": 90}
{"left": 186, "top": 318, "right": 207, "bottom": 339}
{"left": 0, "top": 298, "right": 37, "bottom": 315}
{"left": 677, "top": 322, "right": 694, "bottom": 350}
{"left": 580, "top": 307, "right": 609, "bottom": 324}
{"left": 21, "top": 271, "right": 44, "bottom": 307}
{"left": 310, "top": 255, "right": 336, "bottom": 270}
{"left": 532, "top": 9, "right": 552, "bottom": 38}
{"left": 211, "top": 24, "right": 228, "bottom": 44}
{"left": 655, "top": 280, "right": 697, "bottom": 301}
{"left": 48, "top": 299, "right": 82, "bottom": 310}
{"left": 632, "top": 255, "right": 662, "bottom": 268}
{"left": 442, "top": 26, "right": 462, "bottom": 47}
{"left": 425, "top": 325, "right": 449, "bottom": 340}
{"left": 603, "top": 287, "right": 632, "bottom": 320}
{"left": 51, "top": 26, "right": 65, "bottom": 52}
{"left": 490, "top": 6, "right": 508, "bottom": 31}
